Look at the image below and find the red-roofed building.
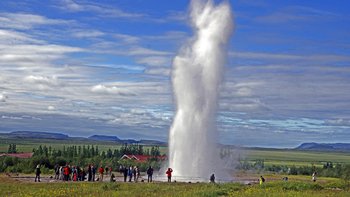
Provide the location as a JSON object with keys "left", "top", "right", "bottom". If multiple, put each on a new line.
{"left": 0, "top": 152, "right": 34, "bottom": 159}
{"left": 120, "top": 154, "right": 167, "bottom": 162}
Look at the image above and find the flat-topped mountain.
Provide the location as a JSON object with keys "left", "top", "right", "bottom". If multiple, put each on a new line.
{"left": 0, "top": 131, "right": 166, "bottom": 145}
{"left": 296, "top": 142, "right": 350, "bottom": 152}
{"left": 88, "top": 135, "right": 121, "bottom": 142}
{"left": 7, "top": 131, "right": 69, "bottom": 140}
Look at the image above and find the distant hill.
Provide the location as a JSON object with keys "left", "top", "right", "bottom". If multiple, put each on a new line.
{"left": 88, "top": 135, "right": 121, "bottom": 142}
{"left": 296, "top": 142, "right": 350, "bottom": 152}
{"left": 0, "top": 131, "right": 166, "bottom": 145}
{"left": 8, "top": 131, "right": 69, "bottom": 140}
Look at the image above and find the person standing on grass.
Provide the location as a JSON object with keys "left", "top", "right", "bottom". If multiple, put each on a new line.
{"left": 92, "top": 164, "right": 96, "bottom": 181}
{"left": 147, "top": 166, "right": 153, "bottom": 182}
{"left": 63, "top": 165, "right": 70, "bottom": 181}
{"left": 210, "top": 174, "right": 215, "bottom": 183}
{"left": 99, "top": 166, "right": 105, "bottom": 181}
{"left": 166, "top": 168, "right": 173, "bottom": 183}
{"left": 259, "top": 176, "right": 265, "bottom": 185}
{"left": 128, "top": 166, "right": 133, "bottom": 182}
{"left": 34, "top": 164, "right": 41, "bottom": 182}
{"left": 87, "top": 164, "right": 92, "bottom": 181}
{"left": 133, "top": 166, "right": 137, "bottom": 182}
{"left": 136, "top": 166, "right": 140, "bottom": 182}
{"left": 312, "top": 172, "right": 317, "bottom": 182}
{"left": 123, "top": 166, "right": 128, "bottom": 182}
{"left": 105, "top": 166, "right": 109, "bottom": 175}
{"left": 59, "top": 166, "right": 63, "bottom": 180}
{"left": 54, "top": 164, "right": 59, "bottom": 180}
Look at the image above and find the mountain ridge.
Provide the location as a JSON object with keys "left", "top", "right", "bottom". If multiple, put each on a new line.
{"left": 0, "top": 131, "right": 166, "bottom": 145}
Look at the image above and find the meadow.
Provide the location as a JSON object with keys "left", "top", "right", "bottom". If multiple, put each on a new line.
{"left": 0, "top": 174, "right": 349, "bottom": 197}
{"left": 245, "top": 148, "right": 350, "bottom": 167}
{"left": 2, "top": 138, "right": 350, "bottom": 168}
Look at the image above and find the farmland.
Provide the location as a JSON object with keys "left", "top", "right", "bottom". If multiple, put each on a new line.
{"left": 2, "top": 138, "right": 350, "bottom": 169}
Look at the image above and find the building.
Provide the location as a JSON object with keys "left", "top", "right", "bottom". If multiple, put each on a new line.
{"left": 0, "top": 152, "right": 34, "bottom": 159}
{"left": 120, "top": 154, "right": 167, "bottom": 162}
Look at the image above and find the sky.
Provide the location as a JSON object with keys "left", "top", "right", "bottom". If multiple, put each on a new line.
{"left": 0, "top": 0, "right": 349, "bottom": 148}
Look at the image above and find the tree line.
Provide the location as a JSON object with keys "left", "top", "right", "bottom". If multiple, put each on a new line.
{"left": 1, "top": 144, "right": 163, "bottom": 174}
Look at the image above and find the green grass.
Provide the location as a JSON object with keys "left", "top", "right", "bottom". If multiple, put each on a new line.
{"left": 0, "top": 174, "right": 348, "bottom": 197}
{"left": 2, "top": 138, "right": 350, "bottom": 168}
{"left": 245, "top": 149, "right": 350, "bottom": 167}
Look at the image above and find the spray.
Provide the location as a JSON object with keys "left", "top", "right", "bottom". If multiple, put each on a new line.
{"left": 168, "top": 0, "right": 233, "bottom": 181}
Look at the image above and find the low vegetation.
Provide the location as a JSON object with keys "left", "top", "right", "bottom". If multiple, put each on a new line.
{"left": 0, "top": 174, "right": 349, "bottom": 197}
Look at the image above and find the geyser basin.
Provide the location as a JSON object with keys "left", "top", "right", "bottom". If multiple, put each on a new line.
{"left": 168, "top": 0, "right": 233, "bottom": 181}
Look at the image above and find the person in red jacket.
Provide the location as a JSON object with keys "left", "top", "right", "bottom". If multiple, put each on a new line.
{"left": 99, "top": 166, "right": 104, "bottom": 181}
{"left": 63, "top": 165, "right": 70, "bottom": 181}
{"left": 166, "top": 168, "right": 173, "bottom": 182}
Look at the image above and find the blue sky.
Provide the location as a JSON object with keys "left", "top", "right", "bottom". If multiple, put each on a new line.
{"left": 0, "top": 0, "right": 349, "bottom": 148}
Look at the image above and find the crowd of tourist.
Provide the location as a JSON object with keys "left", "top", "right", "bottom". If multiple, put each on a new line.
{"left": 34, "top": 164, "right": 160, "bottom": 183}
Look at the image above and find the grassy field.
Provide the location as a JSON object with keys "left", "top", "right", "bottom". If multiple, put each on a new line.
{"left": 2, "top": 138, "right": 350, "bottom": 168}
{"left": 245, "top": 149, "right": 350, "bottom": 167}
{"left": 0, "top": 174, "right": 349, "bottom": 197}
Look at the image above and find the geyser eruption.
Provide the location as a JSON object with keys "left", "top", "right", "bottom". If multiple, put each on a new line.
{"left": 169, "top": 0, "right": 233, "bottom": 181}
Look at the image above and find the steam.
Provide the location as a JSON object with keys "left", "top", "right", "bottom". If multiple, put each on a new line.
{"left": 168, "top": 0, "right": 233, "bottom": 181}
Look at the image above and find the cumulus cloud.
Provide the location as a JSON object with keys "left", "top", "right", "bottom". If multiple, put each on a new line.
{"left": 0, "top": 93, "right": 7, "bottom": 102}
{"left": 25, "top": 75, "right": 60, "bottom": 88}
{"left": 91, "top": 84, "right": 136, "bottom": 96}
{"left": 48, "top": 106, "right": 56, "bottom": 111}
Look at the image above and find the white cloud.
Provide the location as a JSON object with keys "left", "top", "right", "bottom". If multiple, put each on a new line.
{"left": 48, "top": 106, "right": 56, "bottom": 111}
{"left": 0, "top": 44, "right": 83, "bottom": 67}
{"left": 0, "top": 93, "right": 7, "bottom": 102}
{"left": 25, "top": 75, "right": 60, "bottom": 89}
{"left": 137, "top": 56, "right": 171, "bottom": 67}
{"left": 0, "top": 13, "right": 70, "bottom": 30}
{"left": 60, "top": 0, "right": 144, "bottom": 18}
{"left": 144, "top": 68, "right": 171, "bottom": 76}
{"left": 71, "top": 30, "right": 105, "bottom": 38}
{"left": 0, "top": 29, "right": 44, "bottom": 44}
{"left": 114, "top": 33, "right": 140, "bottom": 44}
{"left": 91, "top": 84, "right": 136, "bottom": 96}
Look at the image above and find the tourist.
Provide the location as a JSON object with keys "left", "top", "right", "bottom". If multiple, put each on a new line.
{"left": 110, "top": 173, "right": 116, "bottom": 182}
{"left": 166, "top": 168, "right": 173, "bottom": 183}
{"left": 34, "top": 164, "right": 41, "bottom": 182}
{"left": 210, "top": 174, "right": 215, "bottom": 183}
{"left": 54, "top": 164, "right": 59, "bottom": 179}
{"left": 259, "top": 176, "right": 265, "bottom": 185}
{"left": 59, "top": 166, "right": 64, "bottom": 180}
{"left": 119, "top": 165, "right": 123, "bottom": 175}
{"left": 72, "top": 166, "right": 77, "bottom": 181}
{"left": 105, "top": 166, "right": 109, "bottom": 175}
{"left": 92, "top": 164, "right": 96, "bottom": 181}
{"left": 133, "top": 166, "right": 137, "bottom": 182}
{"left": 63, "top": 165, "right": 70, "bottom": 181}
{"left": 312, "top": 172, "right": 317, "bottom": 182}
{"left": 136, "top": 166, "right": 140, "bottom": 182}
{"left": 87, "top": 164, "right": 92, "bottom": 181}
{"left": 147, "top": 166, "right": 153, "bottom": 182}
{"left": 123, "top": 166, "right": 128, "bottom": 182}
{"left": 128, "top": 166, "right": 133, "bottom": 182}
{"left": 99, "top": 166, "right": 105, "bottom": 181}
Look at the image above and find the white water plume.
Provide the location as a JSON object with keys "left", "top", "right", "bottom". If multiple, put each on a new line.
{"left": 168, "top": 0, "right": 233, "bottom": 181}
